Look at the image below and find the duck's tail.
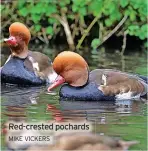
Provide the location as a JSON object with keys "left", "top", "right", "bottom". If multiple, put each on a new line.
{"left": 138, "top": 75, "right": 148, "bottom": 84}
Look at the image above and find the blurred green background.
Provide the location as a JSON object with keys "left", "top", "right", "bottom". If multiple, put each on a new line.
{"left": 1, "top": 0, "right": 148, "bottom": 52}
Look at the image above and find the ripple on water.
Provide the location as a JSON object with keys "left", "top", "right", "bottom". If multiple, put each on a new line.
{"left": 1, "top": 52, "right": 147, "bottom": 150}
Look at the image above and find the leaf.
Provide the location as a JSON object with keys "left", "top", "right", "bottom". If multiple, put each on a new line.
{"left": 110, "top": 10, "right": 121, "bottom": 21}
{"left": 19, "top": 8, "right": 28, "bottom": 17}
{"left": 129, "top": 10, "right": 136, "bottom": 21}
{"left": 128, "top": 25, "right": 140, "bottom": 36}
{"left": 35, "top": 3, "right": 45, "bottom": 14}
{"left": 91, "top": 38, "right": 101, "bottom": 49}
{"left": 59, "top": 1, "right": 66, "bottom": 7}
{"left": 31, "top": 14, "right": 41, "bottom": 23}
{"left": 18, "top": 1, "right": 26, "bottom": 8}
{"left": 46, "top": 26, "right": 53, "bottom": 35}
{"left": 30, "top": 6, "right": 38, "bottom": 14}
{"left": 48, "top": 18, "right": 57, "bottom": 24}
{"left": 59, "top": 0, "right": 70, "bottom": 6}
{"left": 128, "top": 31, "right": 134, "bottom": 36}
{"left": 108, "top": 1, "right": 116, "bottom": 13}
{"left": 130, "top": 0, "right": 144, "bottom": 9}
{"left": 128, "top": 25, "right": 139, "bottom": 30}
{"left": 73, "top": 0, "right": 85, "bottom": 6}
{"left": 79, "top": 7, "right": 87, "bottom": 16}
{"left": 139, "top": 5, "right": 147, "bottom": 16}
{"left": 141, "top": 24, "right": 147, "bottom": 32}
{"left": 139, "top": 34, "right": 145, "bottom": 40}
{"left": 65, "top": 0, "right": 71, "bottom": 4}
{"left": 45, "top": 5, "right": 57, "bottom": 16}
{"left": 140, "top": 16, "right": 146, "bottom": 22}
{"left": 105, "top": 19, "right": 112, "bottom": 27}
{"left": 34, "top": 25, "right": 41, "bottom": 32}
{"left": 72, "top": 4, "right": 78, "bottom": 12}
{"left": 139, "top": 25, "right": 148, "bottom": 39}
{"left": 120, "top": 0, "right": 128, "bottom": 8}
{"left": 88, "top": 0, "right": 103, "bottom": 16}
{"left": 125, "top": 10, "right": 130, "bottom": 16}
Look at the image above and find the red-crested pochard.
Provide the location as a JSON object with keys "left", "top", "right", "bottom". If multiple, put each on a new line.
{"left": 2, "top": 22, "right": 57, "bottom": 85}
{"left": 48, "top": 51, "right": 147, "bottom": 101}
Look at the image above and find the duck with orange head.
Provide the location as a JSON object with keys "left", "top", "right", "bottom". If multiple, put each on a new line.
{"left": 1, "top": 22, "right": 57, "bottom": 85}
{"left": 48, "top": 51, "right": 147, "bottom": 101}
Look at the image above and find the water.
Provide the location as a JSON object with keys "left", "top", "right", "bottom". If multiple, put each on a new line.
{"left": 1, "top": 49, "right": 147, "bottom": 150}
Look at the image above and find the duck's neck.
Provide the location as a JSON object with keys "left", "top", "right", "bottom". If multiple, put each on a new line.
{"left": 10, "top": 44, "right": 29, "bottom": 59}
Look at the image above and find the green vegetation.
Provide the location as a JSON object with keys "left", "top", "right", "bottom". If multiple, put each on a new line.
{"left": 1, "top": 0, "right": 147, "bottom": 51}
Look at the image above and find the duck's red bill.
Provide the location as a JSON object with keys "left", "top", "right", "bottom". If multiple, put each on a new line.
{"left": 4, "top": 36, "right": 17, "bottom": 45}
{"left": 47, "top": 75, "right": 65, "bottom": 92}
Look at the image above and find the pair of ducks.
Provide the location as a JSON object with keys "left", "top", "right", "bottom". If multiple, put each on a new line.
{"left": 1, "top": 22, "right": 147, "bottom": 100}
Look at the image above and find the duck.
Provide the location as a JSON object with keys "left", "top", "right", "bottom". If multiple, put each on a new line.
{"left": 1, "top": 22, "right": 57, "bottom": 85}
{"left": 26, "top": 132, "right": 138, "bottom": 151}
{"left": 48, "top": 51, "right": 147, "bottom": 101}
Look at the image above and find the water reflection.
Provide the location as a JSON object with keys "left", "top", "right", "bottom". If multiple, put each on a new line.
{"left": 59, "top": 99, "right": 146, "bottom": 123}
{"left": 1, "top": 84, "right": 46, "bottom": 124}
{"left": 1, "top": 51, "right": 147, "bottom": 150}
{"left": 1, "top": 84, "right": 46, "bottom": 106}
{"left": 1, "top": 83, "right": 147, "bottom": 150}
{"left": 1, "top": 84, "right": 146, "bottom": 124}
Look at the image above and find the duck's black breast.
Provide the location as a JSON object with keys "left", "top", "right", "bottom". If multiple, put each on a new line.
{"left": 59, "top": 82, "right": 115, "bottom": 101}
{"left": 1, "top": 56, "right": 46, "bottom": 85}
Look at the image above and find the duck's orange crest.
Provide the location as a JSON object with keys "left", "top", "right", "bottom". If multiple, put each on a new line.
{"left": 9, "top": 22, "right": 31, "bottom": 44}
{"left": 53, "top": 51, "right": 88, "bottom": 74}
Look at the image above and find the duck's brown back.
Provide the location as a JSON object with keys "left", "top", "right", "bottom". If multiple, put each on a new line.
{"left": 24, "top": 51, "right": 53, "bottom": 78}
{"left": 89, "top": 69, "right": 147, "bottom": 97}
{"left": 27, "top": 51, "right": 52, "bottom": 71}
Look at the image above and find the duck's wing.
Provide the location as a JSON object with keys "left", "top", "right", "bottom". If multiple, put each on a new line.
{"left": 28, "top": 51, "right": 52, "bottom": 71}
{"left": 25, "top": 51, "right": 58, "bottom": 83}
{"left": 24, "top": 57, "right": 34, "bottom": 72}
{"left": 89, "top": 69, "right": 147, "bottom": 99}
{"left": 89, "top": 69, "right": 130, "bottom": 85}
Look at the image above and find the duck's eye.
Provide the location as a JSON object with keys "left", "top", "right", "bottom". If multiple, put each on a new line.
{"left": 9, "top": 37, "right": 15, "bottom": 41}
{"left": 19, "top": 37, "right": 22, "bottom": 41}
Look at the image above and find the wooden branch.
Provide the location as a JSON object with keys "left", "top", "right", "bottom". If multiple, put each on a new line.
{"left": 42, "top": 28, "right": 49, "bottom": 44}
{"left": 38, "top": 36, "right": 46, "bottom": 43}
{"left": 72, "top": 15, "right": 79, "bottom": 39}
{"left": 121, "top": 30, "right": 128, "bottom": 71}
{"left": 98, "top": 15, "right": 128, "bottom": 48}
{"left": 121, "top": 55, "right": 125, "bottom": 71}
{"left": 51, "top": 14, "right": 65, "bottom": 26}
{"left": 51, "top": 14, "right": 75, "bottom": 50}
{"left": 121, "top": 30, "right": 128, "bottom": 56}
{"left": 99, "top": 22, "right": 103, "bottom": 41}
{"left": 76, "top": 15, "right": 100, "bottom": 50}
{"left": 62, "top": 15, "right": 75, "bottom": 50}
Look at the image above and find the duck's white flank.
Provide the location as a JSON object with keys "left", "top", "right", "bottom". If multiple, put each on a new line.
{"left": 102, "top": 74, "right": 107, "bottom": 86}
{"left": 47, "top": 71, "right": 58, "bottom": 83}
{"left": 116, "top": 91, "right": 141, "bottom": 100}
